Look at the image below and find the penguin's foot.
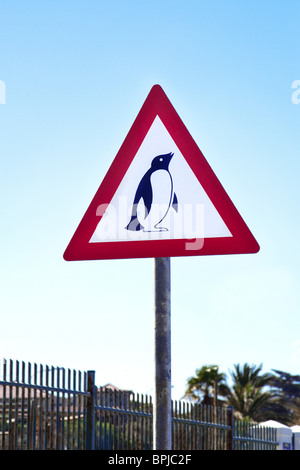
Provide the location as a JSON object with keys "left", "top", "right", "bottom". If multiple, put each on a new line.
{"left": 154, "top": 223, "right": 169, "bottom": 232}
{"left": 143, "top": 227, "right": 169, "bottom": 232}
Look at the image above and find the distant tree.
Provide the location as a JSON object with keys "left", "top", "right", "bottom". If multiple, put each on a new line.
{"left": 264, "top": 370, "right": 300, "bottom": 426}
{"left": 183, "top": 365, "right": 230, "bottom": 405}
{"left": 226, "top": 363, "right": 275, "bottom": 422}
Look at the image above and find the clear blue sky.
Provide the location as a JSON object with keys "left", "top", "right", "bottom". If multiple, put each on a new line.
{"left": 0, "top": 0, "right": 299, "bottom": 399}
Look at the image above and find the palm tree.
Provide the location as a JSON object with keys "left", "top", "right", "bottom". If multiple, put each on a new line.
{"left": 183, "top": 365, "right": 230, "bottom": 405}
{"left": 227, "top": 363, "right": 275, "bottom": 421}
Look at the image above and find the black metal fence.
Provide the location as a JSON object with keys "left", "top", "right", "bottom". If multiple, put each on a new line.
{"left": 0, "top": 359, "right": 277, "bottom": 450}
{"left": 0, "top": 359, "right": 88, "bottom": 450}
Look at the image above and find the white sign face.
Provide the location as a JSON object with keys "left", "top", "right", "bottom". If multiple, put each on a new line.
{"left": 90, "top": 116, "right": 232, "bottom": 244}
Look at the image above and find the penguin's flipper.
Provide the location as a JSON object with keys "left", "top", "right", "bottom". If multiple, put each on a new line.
{"left": 172, "top": 192, "right": 179, "bottom": 212}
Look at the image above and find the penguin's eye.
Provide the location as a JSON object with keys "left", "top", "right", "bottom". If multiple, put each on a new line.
{"left": 159, "top": 158, "right": 163, "bottom": 162}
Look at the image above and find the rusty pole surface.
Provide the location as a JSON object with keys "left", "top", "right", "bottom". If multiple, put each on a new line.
{"left": 154, "top": 257, "right": 172, "bottom": 450}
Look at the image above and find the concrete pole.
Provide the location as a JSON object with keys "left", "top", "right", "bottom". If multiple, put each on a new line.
{"left": 153, "top": 257, "right": 172, "bottom": 450}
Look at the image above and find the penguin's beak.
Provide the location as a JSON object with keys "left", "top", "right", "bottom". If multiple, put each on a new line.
{"left": 166, "top": 152, "right": 174, "bottom": 164}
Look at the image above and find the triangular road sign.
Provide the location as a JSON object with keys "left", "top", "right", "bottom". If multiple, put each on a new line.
{"left": 63, "top": 85, "right": 259, "bottom": 261}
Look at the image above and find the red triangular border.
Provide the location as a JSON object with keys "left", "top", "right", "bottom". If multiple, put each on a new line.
{"left": 63, "top": 85, "right": 259, "bottom": 261}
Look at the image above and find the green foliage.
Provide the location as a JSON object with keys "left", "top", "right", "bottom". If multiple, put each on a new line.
{"left": 183, "top": 365, "right": 230, "bottom": 405}
{"left": 227, "top": 363, "right": 275, "bottom": 421}
{"left": 266, "top": 370, "right": 300, "bottom": 425}
{"left": 184, "top": 362, "right": 300, "bottom": 425}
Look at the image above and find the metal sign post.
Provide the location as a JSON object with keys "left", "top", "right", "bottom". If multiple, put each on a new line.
{"left": 154, "top": 257, "right": 172, "bottom": 450}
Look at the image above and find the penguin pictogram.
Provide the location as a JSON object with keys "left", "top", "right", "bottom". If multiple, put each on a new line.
{"left": 125, "top": 152, "right": 178, "bottom": 232}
